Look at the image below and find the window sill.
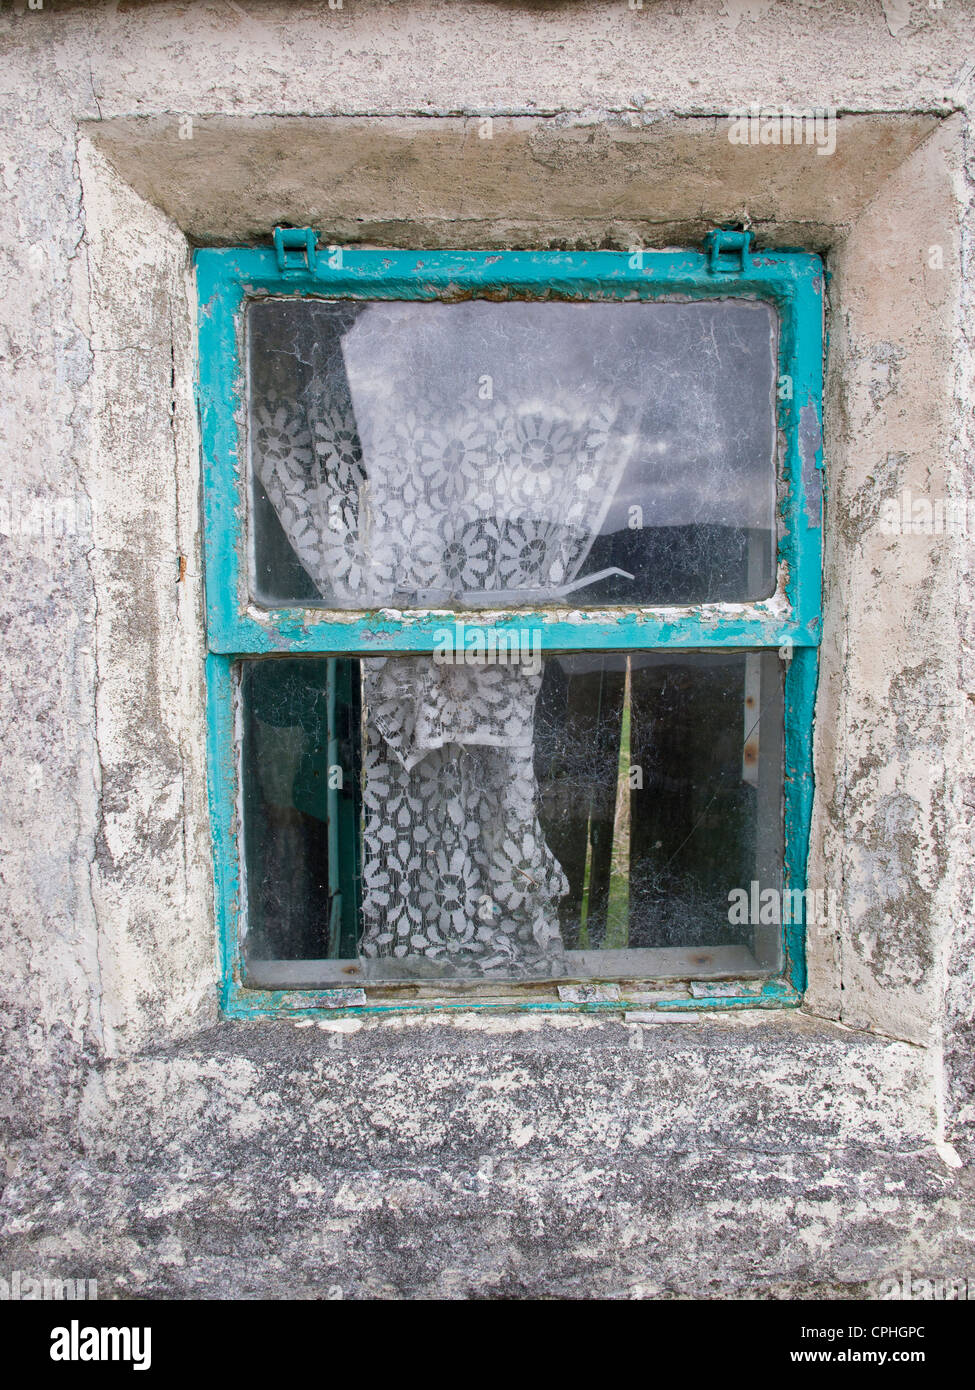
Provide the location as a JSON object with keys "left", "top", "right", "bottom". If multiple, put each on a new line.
{"left": 222, "top": 967, "right": 799, "bottom": 1020}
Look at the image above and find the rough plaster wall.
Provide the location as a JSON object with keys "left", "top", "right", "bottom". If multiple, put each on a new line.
{"left": 805, "top": 118, "right": 966, "bottom": 1047}
{"left": 47, "top": 0, "right": 975, "bottom": 117}
{"left": 78, "top": 138, "right": 216, "bottom": 1057}
{"left": 0, "top": 11, "right": 103, "bottom": 1156}
{"left": 945, "top": 95, "right": 975, "bottom": 1165}
{"left": 1, "top": 0, "right": 975, "bottom": 1296}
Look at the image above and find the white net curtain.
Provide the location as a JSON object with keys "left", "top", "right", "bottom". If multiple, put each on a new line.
{"left": 251, "top": 301, "right": 640, "bottom": 976}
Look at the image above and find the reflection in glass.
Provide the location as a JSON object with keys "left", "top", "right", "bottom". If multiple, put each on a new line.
{"left": 247, "top": 298, "right": 778, "bottom": 610}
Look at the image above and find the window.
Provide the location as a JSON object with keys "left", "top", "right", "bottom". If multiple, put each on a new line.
{"left": 197, "top": 235, "right": 823, "bottom": 1015}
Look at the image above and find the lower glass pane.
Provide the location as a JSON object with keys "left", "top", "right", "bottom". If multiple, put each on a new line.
{"left": 239, "top": 657, "right": 361, "bottom": 964}
{"left": 535, "top": 651, "right": 783, "bottom": 973}
{"left": 238, "top": 649, "right": 784, "bottom": 984}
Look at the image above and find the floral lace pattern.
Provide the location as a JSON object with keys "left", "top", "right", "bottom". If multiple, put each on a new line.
{"left": 359, "top": 722, "right": 567, "bottom": 975}
{"left": 255, "top": 397, "right": 623, "bottom": 606}
{"left": 249, "top": 303, "right": 634, "bottom": 975}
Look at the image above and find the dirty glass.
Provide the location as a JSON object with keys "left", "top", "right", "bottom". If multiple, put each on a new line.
{"left": 535, "top": 650, "right": 783, "bottom": 974}
{"left": 239, "top": 658, "right": 361, "bottom": 965}
{"left": 239, "top": 649, "right": 783, "bottom": 981}
{"left": 247, "top": 298, "right": 778, "bottom": 611}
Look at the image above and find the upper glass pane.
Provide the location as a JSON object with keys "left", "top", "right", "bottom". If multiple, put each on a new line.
{"left": 247, "top": 298, "right": 778, "bottom": 610}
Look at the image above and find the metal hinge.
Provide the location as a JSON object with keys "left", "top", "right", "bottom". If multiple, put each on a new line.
{"left": 704, "top": 227, "right": 753, "bottom": 275}
{"left": 273, "top": 225, "right": 319, "bottom": 273}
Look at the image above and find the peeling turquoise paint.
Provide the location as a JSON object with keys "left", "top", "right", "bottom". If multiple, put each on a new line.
{"left": 197, "top": 243, "right": 823, "bottom": 1020}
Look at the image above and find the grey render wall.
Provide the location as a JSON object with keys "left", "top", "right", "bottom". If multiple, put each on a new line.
{"left": 1, "top": 0, "right": 974, "bottom": 1298}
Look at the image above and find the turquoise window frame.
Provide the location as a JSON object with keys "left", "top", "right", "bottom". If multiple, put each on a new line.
{"left": 196, "top": 241, "right": 824, "bottom": 1020}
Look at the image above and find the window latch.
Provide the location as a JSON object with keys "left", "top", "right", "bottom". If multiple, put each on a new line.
{"left": 704, "top": 227, "right": 753, "bottom": 275}
{"left": 273, "top": 226, "right": 318, "bottom": 273}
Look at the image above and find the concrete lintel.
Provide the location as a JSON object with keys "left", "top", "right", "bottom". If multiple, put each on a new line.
{"left": 84, "top": 112, "right": 941, "bottom": 251}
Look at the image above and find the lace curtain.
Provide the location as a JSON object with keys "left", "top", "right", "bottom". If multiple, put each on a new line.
{"left": 252, "top": 301, "right": 637, "bottom": 976}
